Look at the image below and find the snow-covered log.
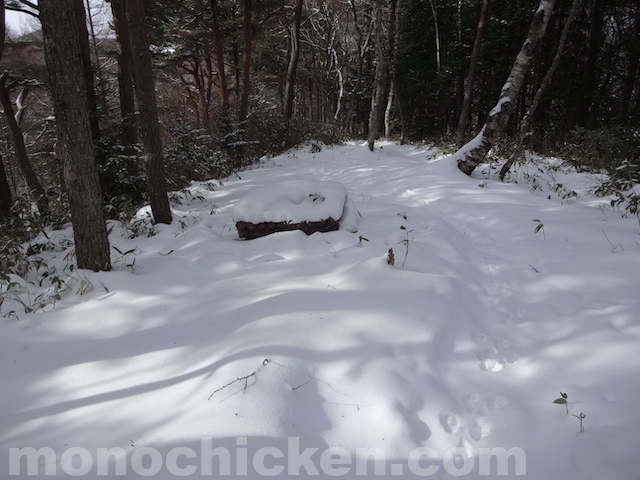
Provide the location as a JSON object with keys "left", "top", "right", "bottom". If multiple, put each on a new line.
{"left": 233, "top": 179, "right": 359, "bottom": 240}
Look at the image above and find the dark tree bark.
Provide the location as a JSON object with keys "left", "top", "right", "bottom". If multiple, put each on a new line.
{"left": 456, "top": 0, "right": 490, "bottom": 148}
{"left": 40, "top": 0, "right": 111, "bottom": 271}
{"left": 575, "top": 0, "right": 605, "bottom": 126}
{"left": 392, "top": 0, "right": 405, "bottom": 143}
{"left": 282, "top": 0, "right": 303, "bottom": 122}
{"left": 500, "top": 0, "right": 582, "bottom": 180}
{"left": 209, "top": 0, "right": 231, "bottom": 132}
{"left": 175, "top": 47, "right": 215, "bottom": 134}
{"left": 0, "top": 2, "right": 13, "bottom": 213}
{"left": 73, "top": 0, "right": 101, "bottom": 147}
{"left": 367, "top": 0, "right": 396, "bottom": 151}
{"left": 346, "top": 0, "right": 363, "bottom": 135}
{"left": 456, "top": 0, "right": 557, "bottom": 176}
{"left": 384, "top": 0, "right": 398, "bottom": 138}
{"left": 239, "top": 0, "right": 253, "bottom": 122}
{"left": 0, "top": 155, "right": 11, "bottom": 213}
{"left": 125, "top": 0, "right": 172, "bottom": 225}
{"left": 109, "top": 0, "right": 137, "bottom": 144}
{"left": 621, "top": 0, "right": 640, "bottom": 121}
{"left": 429, "top": 0, "right": 441, "bottom": 74}
{"left": 236, "top": 218, "right": 339, "bottom": 240}
{"left": 0, "top": 73, "right": 47, "bottom": 212}
{"left": 280, "top": 0, "right": 304, "bottom": 148}
{"left": 520, "top": 0, "right": 581, "bottom": 141}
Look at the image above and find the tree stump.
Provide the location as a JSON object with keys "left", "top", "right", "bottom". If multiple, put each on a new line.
{"left": 232, "top": 179, "right": 359, "bottom": 240}
{"left": 236, "top": 218, "right": 340, "bottom": 240}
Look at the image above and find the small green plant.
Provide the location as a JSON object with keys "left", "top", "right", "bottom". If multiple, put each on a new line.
{"left": 1, "top": 267, "right": 94, "bottom": 316}
{"left": 325, "top": 241, "right": 337, "bottom": 257}
{"left": 357, "top": 235, "right": 369, "bottom": 247}
{"left": 553, "top": 392, "right": 586, "bottom": 432}
{"left": 76, "top": 275, "right": 93, "bottom": 296}
{"left": 602, "top": 229, "right": 624, "bottom": 253}
{"left": 310, "top": 142, "right": 322, "bottom": 153}
{"left": 552, "top": 391, "right": 569, "bottom": 414}
{"left": 398, "top": 226, "right": 414, "bottom": 268}
{"left": 572, "top": 412, "right": 586, "bottom": 433}
{"left": 121, "top": 215, "right": 156, "bottom": 239}
{"left": 309, "top": 193, "right": 325, "bottom": 203}
{"left": 533, "top": 219, "right": 546, "bottom": 240}
{"left": 112, "top": 246, "right": 140, "bottom": 272}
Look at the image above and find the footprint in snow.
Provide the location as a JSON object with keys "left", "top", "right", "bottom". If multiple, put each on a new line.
{"left": 463, "top": 393, "right": 508, "bottom": 416}
{"left": 468, "top": 418, "right": 492, "bottom": 441}
{"left": 440, "top": 394, "right": 508, "bottom": 443}
{"left": 483, "top": 280, "right": 526, "bottom": 322}
{"left": 439, "top": 413, "right": 459, "bottom": 435}
{"left": 472, "top": 333, "right": 519, "bottom": 372}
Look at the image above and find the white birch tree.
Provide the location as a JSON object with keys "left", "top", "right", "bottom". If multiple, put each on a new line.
{"left": 455, "top": 0, "right": 557, "bottom": 175}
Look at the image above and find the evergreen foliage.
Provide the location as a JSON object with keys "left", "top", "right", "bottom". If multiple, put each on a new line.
{"left": 1, "top": 0, "right": 639, "bottom": 251}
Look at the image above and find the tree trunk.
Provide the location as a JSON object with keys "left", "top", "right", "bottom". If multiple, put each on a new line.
{"left": 384, "top": 0, "right": 398, "bottom": 138}
{"left": 367, "top": 0, "right": 396, "bottom": 151}
{"left": 500, "top": 0, "right": 582, "bottom": 180}
{"left": 209, "top": 0, "right": 231, "bottom": 133}
{"left": 384, "top": 79, "right": 394, "bottom": 137}
{"left": 393, "top": 0, "right": 405, "bottom": 143}
{"left": 239, "top": 0, "right": 253, "bottom": 122}
{"left": 575, "top": 0, "right": 605, "bottom": 126}
{"left": 0, "top": 3, "right": 12, "bottom": 213}
{"left": 621, "top": 0, "right": 640, "bottom": 120}
{"left": 456, "top": 0, "right": 490, "bottom": 148}
{"left": 280, "top": 0, "right": 304, "bottom": 147}
{"left": 109, "top": 0, "right": 137, "bottom": 144}
{"left": 428, "top": 0, "right": 441, "bottom": 74}
{"left": 232, "top": 41, "right": 241, "bottom": 104}
{"left": 0, "top": 73, "right": 47, "bottom": 212}
{"left": 40, "top": 0, "right": 111, "bottom": 271}
{"left": 456, "top": 0, "right": 557, "bottom": 176}
{"left": 521, "top": 0, "right": 580, "bottom": 140}
{"left": 0, "top": 2, "right": 4, "bottom": 70}
{"left": 282, "top": 0, "right": 304, "bottom": 122}
{"left": 73, "top": 0, "right": 101, "bottom": 148}
{"left": 0, "top": 155, "right": 11, "bottom": 213}
{"left": 125, "top": 0, "right": 172, "bottom": 225}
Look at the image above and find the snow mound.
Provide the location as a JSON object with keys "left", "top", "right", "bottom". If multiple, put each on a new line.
{"left": 232, "top": 179, "right": 359, "bottom": 238}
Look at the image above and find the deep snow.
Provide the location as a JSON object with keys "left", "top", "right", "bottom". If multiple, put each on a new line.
{"left": 1, "top": 141, "right": 639, "bottom": 479}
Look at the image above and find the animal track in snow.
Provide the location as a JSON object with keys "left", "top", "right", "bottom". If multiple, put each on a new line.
{"left": 483, "top": 280, "right": 526, "bottom": 323}
{"left": 439, "top": 412, "right": 459, "bottom": 434}
{"left": 463, "top": 392, "right": 508, "bottom": 416}
{"left": 440, "top": 394, "right": 507, "bottom": 442}
{"left": 472, "top": 332, "right": 519, "bottom": 372}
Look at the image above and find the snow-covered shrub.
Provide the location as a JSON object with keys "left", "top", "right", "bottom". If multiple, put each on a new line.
{"left": 244, "top": 105, "right": 344, "bottom": 156}
{"left": 595, "top": 159, "right": 640, "bottom": 214}
{"left": 97, "top": 123, "right": 148, "bottom": 219}
{"left": 0, "top": 194, "right": 70, "bottom": 275}
{"left": 557, "top": 127, "right": 640, "bottom": 213}
{"left": 0, "top": 195, "right": 75, "bottom": 316}
{"left": 164, "top": 125, "right": 236, "bottom": 189}
{"left": 559, "top": 126, "right": 640, "bottom": 173}
{"left": 100, "top": 144, "right": 148, "bottom": 219}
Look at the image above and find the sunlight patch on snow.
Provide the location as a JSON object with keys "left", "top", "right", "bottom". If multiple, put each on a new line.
{"left": 2, "top": 141, "right": 640, "bottom": 479}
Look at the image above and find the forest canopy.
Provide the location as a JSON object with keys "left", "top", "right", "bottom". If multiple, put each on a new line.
{"left": 1, "top": 0, "right": 639, "bottom": 270}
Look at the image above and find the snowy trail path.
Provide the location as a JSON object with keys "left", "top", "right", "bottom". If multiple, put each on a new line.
{"left": 1, "top": 141, "right": 639, "bottom": 479}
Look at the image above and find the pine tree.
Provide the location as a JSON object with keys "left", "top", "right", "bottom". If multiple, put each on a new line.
{"left": 125, "top": 0, "right": 172, "bottom": 225}
{"left": 40, "top": 0, "right": 112, "bottom": 271}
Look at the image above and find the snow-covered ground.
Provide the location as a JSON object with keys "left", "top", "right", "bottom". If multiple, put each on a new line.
{"left": 2, "top": 141, "right": 639, "bottom": 479}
